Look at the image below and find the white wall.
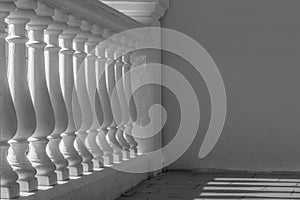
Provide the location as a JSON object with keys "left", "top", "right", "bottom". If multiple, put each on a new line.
{"left": 161, "top": 0, "right": 300, "bottom": 172}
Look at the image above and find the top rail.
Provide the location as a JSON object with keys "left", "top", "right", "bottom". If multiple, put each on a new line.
{"left": 39, "top": 0, "right": 143, "bottom": 32}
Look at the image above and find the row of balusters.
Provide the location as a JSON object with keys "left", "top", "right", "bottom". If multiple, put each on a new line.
{"left": 0, "top": 0, "right": 141, "bottom": 198}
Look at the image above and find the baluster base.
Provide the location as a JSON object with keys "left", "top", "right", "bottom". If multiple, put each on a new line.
{"left": 36, "top": 175, "right": 57, "bottom": 186}
{"left": 106, "top": 128, "right": 123, "bottom": 163}
{"left": 61, "top": 132, "right": 83, "bottom": 177}
{"left": 103, "top": 156, "right": 113, "bottom": 166}
{"left": 0, "top": 144, "right": 20, "bottom": 199}
{"left": 31, "top": 160, "right": 57, "bottom": 186}
{"left": 113, "top": 154, "right": 122, "bottom": 163}
{"left": 122, "top": 150, "right": 130, "bottom": 160}
{"left": 92, "top": 159, "right": 103, "bottom": 169}
{"left": 85, "top": 130, "right": 104, "bottom": 169}
{"left": 56, "top": 169, "right": 69, "bottom": 181}
{"left": 8, "top": 141, "right": 38, "bottom": 192}
{"left": 130, "top": 150, "right": 138, "bottom": 158}
{"left": 68, "top": 166, "right": 83, "bottom": 177}
{"left": 75, "top": 132, "right": 93, "bottom": 172}
{"left": 124, "top": 126, "right": 138, "bottom": 158}
{"left": 1, "top": 184, "right": 20, "bottom": 199}
{"left": 97, "top": 129, "right": 113, "bottom": 166}
{"left": 18, "top": 178, "right": 38, "bottom": 192}
{"left": 116, "top": 128, "right": 130, "bottom": 161}
{"left": 47, "top": 136, "right": 70, "bottom": 181}
{"left": 28, "top": 139, "right": 57, "bottom": 186}
{"left": 82, "top": 162, "right": 93, "bottom": 172}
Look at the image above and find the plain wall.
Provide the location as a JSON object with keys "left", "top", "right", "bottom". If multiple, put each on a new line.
{"left": 161, "top": 0, "right": 300, "bottom": 172}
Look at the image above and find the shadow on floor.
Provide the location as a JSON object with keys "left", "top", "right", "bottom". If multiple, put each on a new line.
{"left": 117, "top": 170, "right": 300, "bottom": 200}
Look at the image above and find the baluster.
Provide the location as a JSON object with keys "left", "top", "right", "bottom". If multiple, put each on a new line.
{"left": 73, "top": 18, "right": 93, "bottom": 172}
{"left": 113, "top": 36, "right": 130, "bottom": 160}
{"left": 103, "top": 29, "right": 123, "bottom": 163}
{"left": 95, "top": 39, "right": 114, "bottom": 166}
{"left": 45, "top": 8, "right": 69, "bottom": 181}
{"left": 85, "top": 22, "right": 104, "bottom": 168}
{"left": 26, "top": 2, "right": 56, "bottom": 186}
{"left": 6, "top": 0, "right": 38, "bottom": 192}
{"left": 123, "top": 39, "right": 138, "bottom": 157}
{"left": 59, "top": 13, "right": 83, "bottom": 176}
{"left": 0, "top": 0, "right": 20, "bottom": 198}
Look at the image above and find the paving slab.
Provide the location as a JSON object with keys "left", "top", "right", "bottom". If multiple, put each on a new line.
{"left": 117, "top": 171, "right": 300, "bottom": 200}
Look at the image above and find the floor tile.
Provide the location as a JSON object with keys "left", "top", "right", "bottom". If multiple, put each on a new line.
{"left": 117, "top": 171, "right": 300, "bottom": 200}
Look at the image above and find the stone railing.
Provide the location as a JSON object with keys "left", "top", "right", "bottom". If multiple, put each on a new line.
{"left": 0, "top": 0, "right": 153, "bottom": 199}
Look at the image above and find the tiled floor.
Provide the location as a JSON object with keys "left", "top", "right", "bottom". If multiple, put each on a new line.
{"left": 117, "top": 171, "right": 300, "bottom": 200}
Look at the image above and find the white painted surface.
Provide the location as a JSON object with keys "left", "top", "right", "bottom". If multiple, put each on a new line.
{"left": 162, "top": 0, "right": 300, "bottom": 172}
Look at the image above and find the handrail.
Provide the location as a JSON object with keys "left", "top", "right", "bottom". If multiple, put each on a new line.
{"left": 39, "top": 0, "right": 143, "bottom": 32}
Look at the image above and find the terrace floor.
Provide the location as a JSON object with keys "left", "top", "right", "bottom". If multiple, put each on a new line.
{"left": 117, "top": 170, "right": 300, "bottom": 200}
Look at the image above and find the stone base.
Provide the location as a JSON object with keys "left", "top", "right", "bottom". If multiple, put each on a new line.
{"left": 130, "top": 150, "right": 137, "bottom": 158}
{"left": 36, "top": 172, "right": 57, "bottom": 186}
{"left": 18, "top": 177, "right": 38, "bottom": 192}
{"left": 69, "top": 165, "right": 83, "bottom": 177}
{"left": 92, "top": 159, "right": 103, "bottom": 169}
{"left": 56, "top": 169, "right": 69, "bottom": 181}
{"left": 103, "top": 155, "right": 113, "bottom": 166}
{"left": 1, "top": 182, "right": 20, "bottom": 199}
{"left": 19, "top": 155, "right": 149, "bottom": 200}
{"left": 122, "top": 150, "right": 130, "bottom": 160}
{"left": 113, "top": 153, "right": 123, "bottom": 163}
{"left": 82, "top": 162, "right": 93, "bottom": 172}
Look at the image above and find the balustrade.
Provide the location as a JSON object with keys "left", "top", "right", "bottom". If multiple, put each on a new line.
{"left": 0, "top": 0, "right": 148, "bottom": 198}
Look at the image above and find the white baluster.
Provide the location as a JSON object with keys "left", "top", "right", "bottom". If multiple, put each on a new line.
{"left": 85, "top": 22, "right": 104, "bottom": 168}
{"left": 0, "top": 0, "right": 20, "bottom": 198}
{"left": 59, "top": 13, "right": 83, "bottom": 176}
{"left": 26, "top": 2, "right": 56, "bottom": 186}
{"left": 6, "top": 0, "right": 38, "bottom": 192}
{"left": 73, "top": 18, "right": 93, "bottom": 172}
{"left": 95, "top": 39, "right": 114, "bottom": 166}
{"left": 103, "top": 29, "right": 123, "bottom": 163}
{"left": 123, "top": 39, "right": 138, "bottom": 157}
{"left": 113, "top": 36, "right": 130, "bottom": 160}
{"left": 45, "top": 8, "right": 69, "bottom": 181}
